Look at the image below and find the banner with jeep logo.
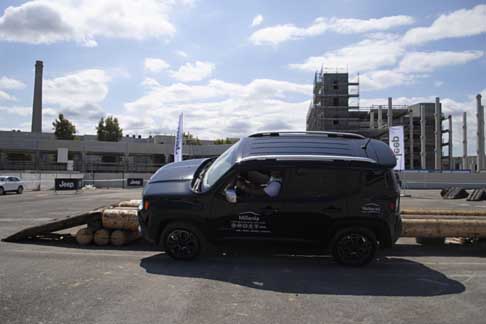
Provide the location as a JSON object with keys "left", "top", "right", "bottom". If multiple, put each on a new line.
{"left": 389, "top": 126, "right": 405, "bottom": 170}
{"left": 127, "top": 178, "right": 144, "bottom": 187}
{"left": 55, "top": 178, "right": 81, "bottom": 191}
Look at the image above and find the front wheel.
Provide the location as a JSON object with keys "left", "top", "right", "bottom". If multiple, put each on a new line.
{"left": 0, "top": 187, "right": 4, "bottom": 195}
{"left": 330, "top": 227, "right": 377, "bottom": 267}
{"left": 161, "top": 222, "right": 205, "bottom": 260}
{"left": 17, "top": 186, "right": 23, "bottom": 194}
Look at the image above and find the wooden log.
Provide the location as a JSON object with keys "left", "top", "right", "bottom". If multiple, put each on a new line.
{"left": 401, "top": 208, "right": 486, "bottom": 216}
{"left": 402, "top": 218, "right": 486, "bottom": 238}
{"left": 75, "top": 228, "right": 94, "bottom": 245}
{"left": 110, "top": 229, "right": 141, "bottom": 246}
{"left": 93, "top": 229, "right": 111, "bottom": 246}
{"left": 102, "top": 209, "right": 138, "bottom": 231}
{"left": 118, "top": 200, "right": 142, "bottom": 208}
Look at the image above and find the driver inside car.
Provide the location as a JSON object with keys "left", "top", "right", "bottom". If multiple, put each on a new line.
{"left": 236, "top": 170, "right": 282, "bottom": 198}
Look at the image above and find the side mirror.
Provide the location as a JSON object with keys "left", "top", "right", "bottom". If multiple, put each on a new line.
{"left": 224, "top": 188, "right": 237, "bottom": 203}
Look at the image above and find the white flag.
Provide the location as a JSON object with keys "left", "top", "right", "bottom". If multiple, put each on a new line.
{"left": 174, "top": 113, "right": 183, "bottom": 162}
{"left": 389, "top": 126, "right": 405, "bottom": 170}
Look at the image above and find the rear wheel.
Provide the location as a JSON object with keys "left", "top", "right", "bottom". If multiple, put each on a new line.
{"left": 161, "top": 222, "right": 205, "bottom": 260}
{"left": 17, "top": 186, "right": 23, "bottom": 194}
{"left": 330, "top": 227, "right": 377, "bottom": 267}
{"left": 0, "top": 187, "right": 4, "bottom": 195}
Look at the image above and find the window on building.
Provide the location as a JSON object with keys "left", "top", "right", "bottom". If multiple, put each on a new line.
{"left": 332, "top": 80, "right": 339, "bottom": 90}
{"left": 333, "top": 97, "right": 339, "bottom": 106}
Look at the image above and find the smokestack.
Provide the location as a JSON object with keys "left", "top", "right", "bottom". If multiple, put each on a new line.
{"left": 387, "top": 97, "right": 392, "bottom": 128}
{"left": 409, "top": 109, "right": 414, "bottom": 169}
{"left": 477, "top": 94, "right": 484, "bottom": 172}
{"left": 31, "top": 60, "right": 43, "bottom": 133}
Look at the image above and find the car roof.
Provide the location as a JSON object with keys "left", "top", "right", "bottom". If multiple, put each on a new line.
{"left": 235, "top": 131, "right": 396, "bottom": 168}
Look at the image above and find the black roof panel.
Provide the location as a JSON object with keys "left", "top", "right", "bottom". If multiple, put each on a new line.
{"left": 238, "top": 133, "right": 396, "bottom": 168}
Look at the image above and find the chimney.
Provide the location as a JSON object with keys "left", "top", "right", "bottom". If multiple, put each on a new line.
{"left": 31, "top": 60, "right": 43, "bottom": 133}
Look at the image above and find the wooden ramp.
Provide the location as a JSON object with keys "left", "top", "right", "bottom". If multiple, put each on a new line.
{"left": 2, "top": 211, "right": 102, "bottom": 242}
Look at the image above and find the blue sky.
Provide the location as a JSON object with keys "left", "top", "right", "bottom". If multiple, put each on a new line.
{"left": 0, "top": 0, "right": 485, "bottom": 154}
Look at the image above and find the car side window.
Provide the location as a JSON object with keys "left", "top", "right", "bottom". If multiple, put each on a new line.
{"left": 284, "top": 168, "right": 360, "bottom": 199}
{"left": 363, "top": 170, "right": 387, "bottom": 192}
{"left": 8, "top": 177, "right": 16, "bottom": 182}
{"left": 230, "top": 168, "right": 284, "bottom": 201}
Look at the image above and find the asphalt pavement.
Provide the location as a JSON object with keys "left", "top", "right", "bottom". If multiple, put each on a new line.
{"left": 1, "top": 189, "right": 485, "bottom": 324}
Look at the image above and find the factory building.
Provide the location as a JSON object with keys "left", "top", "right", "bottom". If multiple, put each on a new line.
{"left": 305, "top": 70, "right": 472, "bottom": 170}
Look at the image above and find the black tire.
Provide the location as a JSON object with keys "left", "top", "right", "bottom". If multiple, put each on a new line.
{"left": 416, "top": 237, "right": 445, "bottom": 245}
{"left": 160, "top": 222, "right": 205, "bottom": 260}
{"left": 330, "top": 227, "right": 377, "bottom": 267}
{"left": 17, "top": 186, "right": 23, "bottom": 194}
{"left": 0, "top": 187, "right": 4, "bottom": 195}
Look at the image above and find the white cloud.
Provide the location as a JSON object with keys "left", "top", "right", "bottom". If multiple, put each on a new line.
{"left": 250, "top": 15, "right": 414, "bottom": 45}
{"left": 123, "top": 78, "right": 312, "bottom": 138}
{"left": 0, "top": 0, "right": 191, "bottom": 46}
{"left": 289, "top": 34, "right": 405, "bottom": 72}
{"left": 358, "top": 50, "right": 484, "bottom": 90}
{"left": 398, "top": 51, "right": 484, "bottom": 73}
{"left": 0, "top": 105, "right": 30, "bottom": 116}
{"left": 0, "top": 90, "right": 16, "bottom": 101}
{"left": 44, "top": 69, "right": 110, "bottom": 107}
{"left": 251, "top": 14, "right": 264, "bottom": 27}
{"left": 144, "top": 58, "right": 170, "bottom": 73}
{"left": 169, "top": 61, "right": 215, "bottom": 82}
{"left": 0, "top": 76, "right": 25, "bottom": 90}
{"left": 175, "top": 50, "right": 189, "bottom": 58}
{"left": 402, "top": 4, "right": 486, "bottom": 45}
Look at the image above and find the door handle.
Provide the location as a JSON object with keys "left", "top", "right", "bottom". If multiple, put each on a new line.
{"left": 323, "top": 206, "right": 342, "bottom": 212}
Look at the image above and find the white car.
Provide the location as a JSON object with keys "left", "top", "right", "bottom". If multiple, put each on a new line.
{"left": 0, "top": 176, "right": 24, "bottom": 195}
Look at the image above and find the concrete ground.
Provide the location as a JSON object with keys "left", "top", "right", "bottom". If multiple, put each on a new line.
{"left": 0, "top": 189, "right": 485, "bottom": 324}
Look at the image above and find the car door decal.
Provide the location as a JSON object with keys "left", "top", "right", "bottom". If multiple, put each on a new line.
{"left": 230, "top": 211, "right": 271, "bottom": 233}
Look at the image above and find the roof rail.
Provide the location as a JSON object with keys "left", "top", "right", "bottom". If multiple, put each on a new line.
{"left": 248, "top": 131, "right": 365, "bottom": 139}
{"left": 238, "top": 154, "right": 376, "bottom": 164}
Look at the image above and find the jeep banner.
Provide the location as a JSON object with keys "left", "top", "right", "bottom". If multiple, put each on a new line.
{"left": 127, "top": 178, "right": 144, "bottom": 187}
{"left": 389, "top": 126, "right": 405, "bottom": 170}
{"left": 54, "top": 178, "right": 81, "bottom": 191}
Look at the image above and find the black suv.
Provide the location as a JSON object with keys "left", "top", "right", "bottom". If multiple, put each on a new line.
{"left": 139, "top": 131, "right": 401, "bottom": 266}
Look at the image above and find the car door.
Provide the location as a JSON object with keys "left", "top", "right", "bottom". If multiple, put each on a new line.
{"left": 7, "top": 177, "right": 17, "bottom": 191}
{"left": 279, "top": 166, "right": 358, "bottom": 241}
{"left": 209, "top": 169, "right": 286, "bottom": 240}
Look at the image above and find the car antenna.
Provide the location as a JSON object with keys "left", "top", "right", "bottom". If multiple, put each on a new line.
{"left": 361, "top": 138, "right": 371, "bottom": 150}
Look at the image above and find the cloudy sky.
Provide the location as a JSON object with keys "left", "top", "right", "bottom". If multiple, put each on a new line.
{"left": 0, "top": 0, "right": 485, "bottom": 154}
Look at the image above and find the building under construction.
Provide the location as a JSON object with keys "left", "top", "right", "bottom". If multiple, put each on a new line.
{"left": 306, "top": 70, "right": 485, "bottom": 171}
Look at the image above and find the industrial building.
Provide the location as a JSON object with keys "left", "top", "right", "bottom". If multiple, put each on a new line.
{"left": 306, "top": 70, "right": 486, "bottom": 171}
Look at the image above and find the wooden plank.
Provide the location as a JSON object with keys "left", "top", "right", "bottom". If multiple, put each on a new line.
{"left": 2, "top": 211, "right": 102, "bottom": 242}
{"left": 401, "top": 208, "right": 486, "bottom": 216}
{"left": 401, "top": 218, "right": 486, "bottom": 238}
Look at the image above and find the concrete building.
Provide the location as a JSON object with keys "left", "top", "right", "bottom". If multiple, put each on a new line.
{"left": 306, "top": 71, "right": 449, "bottom": 170}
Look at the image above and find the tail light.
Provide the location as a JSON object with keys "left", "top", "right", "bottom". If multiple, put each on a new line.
{"left": 388, "top": 201, "right": 396, "bottom": 211}
{"left": 144, "top": 200, "right": 150, "bottom": 210}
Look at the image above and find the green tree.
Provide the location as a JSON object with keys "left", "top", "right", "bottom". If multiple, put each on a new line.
{"left": 183, "top": 132, "right": 201, "bottom": 145}
{"left": 97, "top": 116, "right": 123, "bottom": 142}
{"left": 52, "top": 114, "right": 76, "bottom": 140}
{"left": 214, "top": 137, "right": 236, "bottom": 145}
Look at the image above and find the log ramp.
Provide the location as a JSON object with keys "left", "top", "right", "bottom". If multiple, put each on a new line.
{"left": 3, "top": 201, "right": 486, "bottom": 245}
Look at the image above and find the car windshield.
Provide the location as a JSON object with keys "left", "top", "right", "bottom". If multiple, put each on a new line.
{"left": 202, "top": 141, "right": 240, "bottom": 190}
